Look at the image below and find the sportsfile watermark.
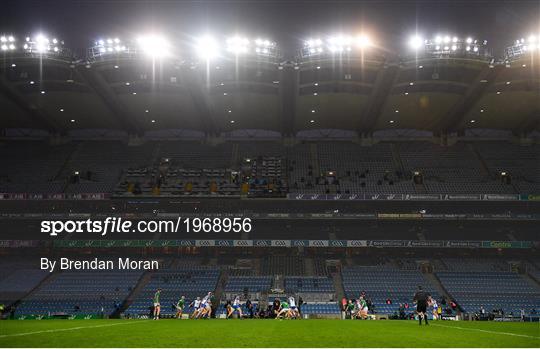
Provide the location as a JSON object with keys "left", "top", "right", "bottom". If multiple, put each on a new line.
{"left": 41, "top": 217, "right": 252, "bottom": 236}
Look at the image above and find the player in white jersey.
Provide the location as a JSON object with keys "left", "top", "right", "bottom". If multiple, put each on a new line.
{"left": 198, "top": 292, "right": 213, "bottom": 319}
{"left": 227, "top": 295, "right": 243, "bottom": 319}
{"left": 190, "top": 297, "right": 201, "bottom": 319}
{"left": 288, "top": 296, "right": 299, "bottom": 319}
{"left": 431, "top": 299, "right": 439, "bottom": 320}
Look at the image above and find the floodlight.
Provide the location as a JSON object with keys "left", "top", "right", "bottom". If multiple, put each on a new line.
{"left": 528, "top": 35, "right": 537, "bottom": 43}
{"left": 466, "top": 37, "right": 473, "bottom": 44}
{"left": 195, "top": 35, "right": 219, "bottom": 60}
{"left": 137, "top": 34, "right": 170, "bottom": 58}
{"left": 435, "top": 36, "right": 442, "bottom": 44}
{"left": 408, "top": 35, "right": 423, "bottom": 50}
{"left": 226, "top": 36, "right": 249, "bottom": 54}
{"left": 444, "top": 36, "right": 451, "bottom": 43}
{"left": 356, "top": 34, "right": 371, "bottom": 48}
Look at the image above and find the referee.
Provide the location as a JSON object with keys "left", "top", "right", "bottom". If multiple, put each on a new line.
{"left": 413, "top": 285, "right": 429, "bottom": 325}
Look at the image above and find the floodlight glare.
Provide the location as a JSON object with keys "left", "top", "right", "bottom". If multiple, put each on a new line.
{"left": 137, "top": 34, "right": 170, "bottom": 58}
{"left": 408, "top": 35, "right": 423, "bottom": 50}
{"left": 356, "top": 34, "right": 371, "bottom": 48}
{"left": 226, "top": 36, "right": 249, "bottom": 54}
{"left": 196, "top": 35, "right": 219, "bottom": 60}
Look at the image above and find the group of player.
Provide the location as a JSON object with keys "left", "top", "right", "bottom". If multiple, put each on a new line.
{"left": 345, "top": 296, "right": 370, "bottom": 320}
{"left": 274, "top": 296, "right": 301, "bottom": 320}
{"left": 152, "top": 289, "right": 214, "bottom": 320}
{"left": 152, "top": 289, "right": 304, "bottom": 320}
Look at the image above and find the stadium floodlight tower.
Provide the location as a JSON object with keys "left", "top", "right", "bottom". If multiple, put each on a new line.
{"left": 504, "top": 34, "right": 540, "bottom": 61}
{"left": 195, "top": 35, "right": 220, "bottom": 61}
{"left": 408, "top": 33, "right": 489, "bottom": 59}
{"left": 89, "top": 37, "right": 129, "bottom": 60}
{"left": 222, "top": 35, "right": 279, "bottom": 62}
{"left": 226, "top": 36, "right": 250, "bottom": 56}
{"left": 299, "top": 33, "right": 372, "bottom": 60}
{"left": 0, "top": 35, "right": 17, "bottom": 52}
{"left": 136, "top": 34, "right": 171, "bottom": 59}
{"left": 23, "top": 33, "right": 65, "bottom": 56}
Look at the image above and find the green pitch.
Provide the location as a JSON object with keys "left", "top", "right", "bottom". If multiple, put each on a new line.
{"left": 0, "top": 319, "right": 538, "bottom": 348}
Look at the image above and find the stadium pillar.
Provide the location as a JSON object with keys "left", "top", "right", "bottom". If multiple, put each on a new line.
{"left": 279, "top": 63, "right": 298, "bottom": 137}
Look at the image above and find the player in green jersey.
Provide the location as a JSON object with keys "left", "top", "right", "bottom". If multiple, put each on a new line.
{"left": 153, "top": 288, "right": 162, "bottom": 320}
{"left": 175, "top": 295, "right": 185, "bottom": 319}
{"left": 276, "top": 300, "right": 291, "bottom": 319}
{"left": 357, "top": 296, "right": 368, "bottom": 320}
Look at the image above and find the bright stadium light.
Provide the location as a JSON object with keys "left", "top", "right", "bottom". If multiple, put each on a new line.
{"left": 226, "top": 36, "right": 249, "bottom": 54}
{"left": 356, "top": 34, "right": 371, "bottom": 48}
{"left": 328, "top": 35, "right": 353, "bottom": 52}
{"left": 0, "top": 35, "right": 16, "bottom": 51}
{"left": 137, "top": 34, "right": 170, "bottom": 58}
{"left": 254, "top": 37, "right": 275, "bottom": 56}
{"left": 408, "top": 35, "right": 423, "bottom": 50}
{"left": 195, "top": 35, "right": 219, "bottom": 60}
{"left": 23, "top": 33, "right": 63, "bottom": 54}
{"left": 93, "top": 37, "right": 127, "bottom": 56}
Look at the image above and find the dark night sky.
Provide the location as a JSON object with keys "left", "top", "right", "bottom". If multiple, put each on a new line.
{"left": 1, "top": 0, "right": 539, "bottom": 57}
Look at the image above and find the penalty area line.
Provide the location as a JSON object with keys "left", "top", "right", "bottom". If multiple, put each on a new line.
{"left": 430, "top": 323, "right": 540, "bottom": 339}
{"left": 0, "top": 320, "right": 152, "bottom": 339}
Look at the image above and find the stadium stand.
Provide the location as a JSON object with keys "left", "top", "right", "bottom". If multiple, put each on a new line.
{"left": 0, "top": 260, "right": 49, "bottom": 306}
{"left": 16, "top": 270, "right": 143, "bottom": 316}
{"left": 0, "top": 140, "right": 538, "bottom": 196}
{"left": 341, "top": 264, "right": 440, "bottom": 315}
{"left": 436, "top": 272, "right": 540, "bottom": 315}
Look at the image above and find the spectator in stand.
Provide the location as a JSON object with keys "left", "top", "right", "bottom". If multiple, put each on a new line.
{"left": 386, "top": 298, "right": 392, "bottom": 305}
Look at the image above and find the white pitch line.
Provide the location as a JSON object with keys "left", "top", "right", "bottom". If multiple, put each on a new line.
{"left": 430, "top": 323, "right": 540, "bottom": 340}
{"left": 0, "top": 320, "right": 151, "bottom": 339}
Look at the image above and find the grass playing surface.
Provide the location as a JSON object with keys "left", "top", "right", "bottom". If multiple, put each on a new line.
{"left": 0, "top": 319, "right": 538, "bottom": 347}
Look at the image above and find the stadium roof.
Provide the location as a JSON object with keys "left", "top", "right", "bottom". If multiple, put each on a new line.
{"left": 0, "top": 50, "right": 538, "bottom": 136}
